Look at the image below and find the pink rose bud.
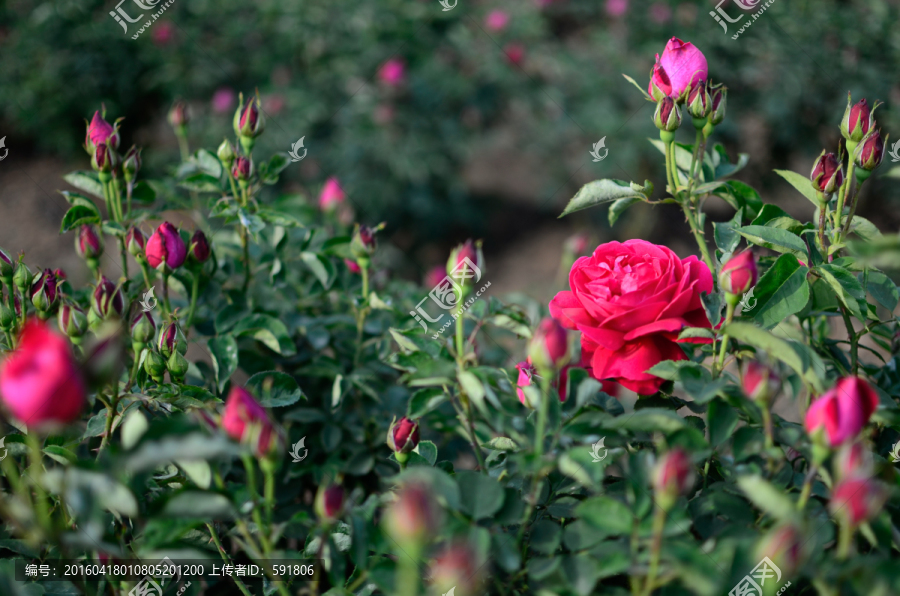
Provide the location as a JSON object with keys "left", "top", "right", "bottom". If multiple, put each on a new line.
{"left": 146, "top": 222, "right": 187, "bottom": 271}
{"left": 718, "top": 250, "right": 757, "bottom": 296}
{"left": 742, "top": 361, "right": 779, "bottom": 403}
{"left": 0, "top": 319, "right": 86, "bottom": 428}
{"left": 754, "top": 524, "right": 804, "bottom": 578}
{"left": 76, "top": 224, "right": 104, "bottom": 260}
{"left": 0, "top": 247, "right": 15, "bottom": 279}
{"left": 648, "top": 38, "right": 708, "bottom": 102}
{"left": 151, "top": 21, "right": 174, "bottom": 46}
{"left": 30, "top": 269, "right": 59, "bottom": 316}
{"left": 424, "top": 266, "right": 446, "bottom": 288}
{"left": 130, "top": 310, "right": 156, "bottom": 345}
{"left": 92, "top": 276, "right": 124, "bottom": 320}
{"left": 446, "top": 239, "right": 484, "bottom": 284}
{"left": 384, "top": 483, "right": 442, "bottom": 546}
{"left": 85, "top": 110, "right": 120, "bottom": 154}
{"left": 58, "top": 303, "right": 88, "bottom": 340}
{"left": 157, "top": 321, "right": 187, "bottom": 359}
{"left": 125, "top": 227, "right": 146, "bottom": 258}
{"left": 652, "top": 448, "right": 694, "bottom": 509}
{"left": 686, "top": 80, "right": 711, "bottom": 120}
{"left": 231, "top": 156, "right": 253, "bottom": 182}
{"left": 378, "top": 58, "right": 406, "bottom": 86}
{"left": 387, "top": 416, "right": 420, "bottom": 455}
{"left": 211, "top": 87, "right": 236, "bottom": 114}
{"left": 233, "top": 94, "right": 266, "bottom": 139}
{"left": 653, "top": 96, "right": 681, "bottom": 132}
{"left": 221, "top": 386, "right": 280, "bottom": 457}
{"left": 122, "top": 146, "right": 142, "bottom": 181}
{"left": 829, "top": 477, "right": 887, "bottom": 526}
{"left": 189, "top": 230, "right": 211, "bottom": 264}
{"left": 708, "top": 83, "right": 727, "bottom": 125}
{"left": 91, "top": 143, "right": 118, "bottom": 173}
{"left": 810, "top": 151, "right": 844, "bottom": 196}
{"left": 604, "top": 0, "right": 629, "bottom": 18}
{"left": 503, "top": 43, "right": 525, "bottom": 66}
{"left": 429, "top": 541, "right": 482, "bottom": 596}
{"left": 515, "top": 360, "right": 536, "bottom": 406}
{"left": 840, "top": 96, "right": 875, "bottom": 143}
{"left": 167, "top": 100, "right": 189, "bottom": 129}
{"left": 564, "top": 233, "right": 590, "bottom": 255}
{"left": 528, "top": 317, "right": 569, "bottom": 371}
{"left": 804, "top": 376, "right": 878, "bottom": 448}
{"left": 854, "top": 129, "right": 885, "bottom": 172}
{"left": 315, "top": 483, "right": 346, "bottom": 521}
{"left": 485, "top": 10, "right": 510, "bottom": 31}
{"left": 318, "top": 177, "right": 346, "bottom": 211}
{"left": 834, "top": 440, "right": 874, "bottom": 481}
{"left": 344, "top": 258, "right": 361, "bottom": 274}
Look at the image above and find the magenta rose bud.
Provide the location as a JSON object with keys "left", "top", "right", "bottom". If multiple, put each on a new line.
{"left": 378, "top": 58, "right": 406, "bottom": 87}
{"left": 125, "top": 227, "right": 146, "bottom": 258}
{"left": 549, "top": 239, "right": 713, "bottom": 395}
{"left": 653, "top": 96, "right": 681, "bottom": 132}
{"left": 652, "top": 448, "right": 694, "bottom": 510}
{"left": 221, "top": 386, "right": 280, "bottom": 457}
{"left": 318, "top": 177, "right": 346, "bottom": 211}
{"left": 429, "top": 542, "right": 482, "bottom": 596}
{"left": 315, "top": 483, "right": 346, "bottom": 522}
{"left": 58, "top": 303, "right": 88, "bottom": 341}
{"left": 92, "top": 276, "right": 124, "bottom": 320}
{"left": 515, "top": 359, "right": 536, "bottom": 406}
{"left": 446, "top": 239, "right": 484, "bottom": 287}
{"left": 708, "top": 83, "right": 727, "bottom": 125}
{"left": 754, "top": 524, "right": 805, "bottom": 578}
{"left": 157, "top": 321, "right": 187, "bottom": 359}
{"left": 834, "top": 440, "right": 874, "bottom": 481}
{"left": 647, "top": 38, "right": 708, "bottom": 102}
{"left": 344, "top": 259, "right": 361, "bottom": 274}
{"left": 189, "top": 230, "right": 211, "bottom": 264}
{"left": 0, "top": 319, "right": 86, "bottom": 428}
{"left": 146, "top": 222, "right": 187, "bottom": 271}
{"left": 810, "top": 151, "right": 844, "bottom": 196}
{"left": 76, "top": 224, "right": 104, "bottom": 260}
{"left": 687, "top": 81, "right": 711, "bottom": 121}
{"left": 30, "top": 269, "right": 59, "bottom": 317}
{"left": 503, "top": 43, "right": 525, "bottom": 66}
{"left": 85, "top": 110, "right": 120, "bottom": 154}
{"left": 742, "top": 361, "right": 779, "bottom": 403}
{"left": 528, "top": 317, "right": 569, "bottom": 371}
{"left": 424, "top": 266, "right": 446, "bottom": 288}
{"left": 167, "top": 100, "right": 189, "bottom": 129}
{"left": 854, "top": 129, "right": 885, "bottom": 172}
{"left": 231, "top": 156, "right": 253, "bottom": 183}
{"left": 718, "top": 250, "right": 757, "bottom": 296}
{"left": 350, "top": 224, "right": 378, "bottom": 260}
{"left": 829, "top": 477, "right": 887, "bottom": 526}
{"left": 804, "top": 376, "right": 878, "bottom": 448}
{"left": 233, "top": 94, "right": 266, "bottom": 139}
{"left": 91, "top": 143, "right": 118, "bottom": 174}
{"left": 383, "top": 483, "right": 442, "bottom": 546}
{"left": 387, "top": 417, "right": 420, "bottom": 459}
{"left": 484, "top": 9, "right": 510, "bottom": 32}
{"left": 130, "top": 310, "right": 156, "bottom": 346}
{"left": 840, "top": 96, "right": 874, "bottom": 143}
{"left": 122, "top": 146, "right": 142, "bottom": 181}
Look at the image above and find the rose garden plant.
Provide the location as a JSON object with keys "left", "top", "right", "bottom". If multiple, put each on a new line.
{"left": 1, "top": 37, "right": 900, "bottom": 596}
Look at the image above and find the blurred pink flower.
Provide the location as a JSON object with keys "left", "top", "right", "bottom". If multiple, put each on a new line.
{"left": 344, "top": 259, "right": 361, "bottom": 274}
{"left": 605, "top": 0, "right": 628, "bottom": 17}
{"left": 211, "top": 87, "right": 236, "bottom": 114}
{"left": 318, "top": 177, "right": 346, "bottom": 211}
{"left": 485, "top": 10, "right": 510, "bottom": 32}
{"left": 378, "top": 59, "right": 406, "bottom": 86}
{"left": 263, "top": 94, "right": 286, "bottom": 115}
{"left": 152, "top": 22, "right": 175, "bottom": 46}
{"left": 424, "top": 266, "right": 446, "bottom": 289}
{"left": 504, "top": 43, "right": 525, "bottom": 66}
{"left": 649, "top": 2, "right": 672, "bottom": 23}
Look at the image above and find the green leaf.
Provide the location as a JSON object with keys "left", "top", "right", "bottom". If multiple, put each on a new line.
{"left": 603, "top": 408, "right": 685, "bottom": 433}
{"left": 260, "top": 153, "right": 291, "bottom": 184}
{"left": 575, "top": 496, "right": 631, "bottom": 534}
{"left": 816, "top": 264, "right": 866, "bottom": 319}
{"left": 749, "top": 254, "right": 810, "bottom": 329}
{"left": 178, "top": 173, "right": 222, "bottom": 193}
{"left": 737, "top": 225, "right": 806, "bottom": 255}
{"left": 208, "top": 336, "right": 239, "bottom": 393}
{"left": 714, "top": 151, "right": 750, "bottom": 179}
{"left": 714, "top": 180, "right": 762, "bottom": 219}
{"left": 162, "top": 491, "right": 234, "bottom": 518}
{"left": 246, "top": 371, "right": 305, "bottom": 407}
{"left": 456, "top": 471, "right": 504, "bottom": 520}
{"left": 865, "top": 270, "right": 899, "bottom": 311}
{"left": 483, "top": 437, "right": 518, "bottom": 452}
{"left": 413, "top": 440, "right": 437, "bottom": 466}
{"left": 60, "top": 191, "right": 99, "bottom": 211}
{"left": 63, "top": 171, "right": 105, "bottom": 199}
{"left": 736, "top": 476, "right": 796, "bottom": 522}
{"left": 407, "top": 387, "right": 447, "bottom": 418}
{"left": 608, "top": 197, "right": 642, "bottom": 226}
{"left": 121, "top": 409, "right": 149, "bottom": 450}
{"left": 559, "top": 179, "right": 647, "bottom": 218}
{"left": 713, "top": 208, "right": 743, "bottom": 253}
{"left": 621, "top": 73, "right": 652, "bottom": 99}
{"left": 774, "top": 169, "right": 820, "bottom": 206}
{"left": 131, "top": 180, "right": 157, "bottom": 204}
{"left": 390, "top": 328, "right": 420, "bottom": 353}
{"left": 175, "top": 460, "right": 212, "bottom": 489}
{"left": 122, "top": 432, "right": 243, "bottom": 473}
{"left": 847, "top": 216, "right": 883, "bottom": 241}
{"left": 101, "top": 221, "right": 126, "bottom": 236}
{"left": 43, "top": 468, "right": 138, "bottom": 517}
{"left": 457, "top": 370, "right": 485, "bottom": 402}
{"left": 707, "top": 398, "right": 739, "bottom": 448}
{"left": 750, "top": 204, "right": 794, "bottom": 227}
{"left": 300, "top": 251, "right": 336, "bottom": 290}
{"left": 42, "top": 445, "right": 77, "bottom": 465}
{"left": 531, "top": 520, "right": 562, "bottom": 554}
{"left": 721, "top": 323, "right": 824, "bottom": 392}
{"left": 231, "top": 314, "right": 296, "bottom": 355}
{"left": 60, "top": 205, "right": 101, "bottom": 233}
{"left": 193, "top": 149, "right": 223, "bottom": 178}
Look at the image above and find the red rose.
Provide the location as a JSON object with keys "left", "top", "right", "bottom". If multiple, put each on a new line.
{"left": 221, "top": 386, "right": 279, "bottom": 457}
{"left": 0, "top": 319, "right": 86, "bottom": 428}
{"left": 804, "top": 376, "right": 878, "bottom": 447}
{"left": 387, "top": 416, "right": 420, "bottom": 453}
{"left": 829, "top": 476, "right": 887, "bottom": 526}
{"left": 549, "top": 240, "right": 713, "bottom": 394}
{"left": 146, "top": 222, "right": 187, "bottom": 271}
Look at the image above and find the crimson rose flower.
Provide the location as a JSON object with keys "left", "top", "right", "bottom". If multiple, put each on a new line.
{"left": 549, "top": 239, "right": 713, "bottom": 394}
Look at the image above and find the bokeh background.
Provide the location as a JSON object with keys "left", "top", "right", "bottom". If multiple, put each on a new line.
{"left": 2, "top": 0, "right": 899, "bottom": 300}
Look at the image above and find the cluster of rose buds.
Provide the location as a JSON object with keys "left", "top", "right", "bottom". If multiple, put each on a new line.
{"left": 141, "top": 319, "right": 188, "bottom": 384}
{"left": 84, "top": 110, "right": 142, "bottom": 197}
{"left": 220, "top": 385, "right": 281, "bottom": 458}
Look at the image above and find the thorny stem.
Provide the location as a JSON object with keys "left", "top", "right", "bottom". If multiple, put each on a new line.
{"left": 840, "top": 306, "right": 859, "bottom": 374}
{"left": 642, "top": 503, "right": 667, "bottom": 596}
{"left": 353, "top": 263, "right": 370, "bottom": 368}
{"left": 98, "top": 383, "right": 120, "bottom": 455}
{"left": 241, "top": 227, "right": 251, "bottom": 293}
{"left": 187, "top": 271, "right": 201, "bottom": 330}
{"left": 27, "top": 433, "right": 51, "bottom": 535}
{"left": 464, "top": 395, "right": 487, "bottom": 473}
{"left": 818, "top": 203, "right": 828, "bottom": 255}
{"left": 667, "top": 140, "right": 714, "bottom": 274}
{"left": 717, "top": 300, "right": 736, "bottom": 371}
{"left": 207, "top": 523, "right": 253, "bottom": 596}
{"left": 797, "top": 463, "right": 818, "bottom": 510}
{"left": 162, "top": 271, "right": 172, "bottom": 315}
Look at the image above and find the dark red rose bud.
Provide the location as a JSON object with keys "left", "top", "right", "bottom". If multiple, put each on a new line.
{"left": 350, "top": 224, "right": 380, "bottom": 260}
{"left": 810, "top": 151, "right": 844, "bottom": 196}
{"left": 854, "top": 129, "right": 885, "bottom": 172}
{"left": 58, "top": 303, "right": 88, "bottom": 341}
{"left": 130, "top": 310, "right": 156, "bottom": 345}
{"left": 85, "top": 110, "right": 120, "bottom": 154}
{"left": 233, "top": 94, "right": 266, "bottom": 139}
{"left": 76, "top": 224, "right": 104, "bottom": 260}
{"left": 528, "top": 317, "right": 569, "bottom": 370}
{"left": 0, "top": 247, "right": 15, "bottom": 279}
{"left": 231, "top": 156, "right": 253, "bottom": 182}
{"left": 157, "top": 321, "right": 187, "bottom": 359}
{"left": 742, "top": 361, "right": 779, "bottom": 403}
{"left": 653, "top": 96, "right": 681, "bottom": 132}
{"left": 446, "top": 239, "right": 484, "bottom": 288}
{"left": 718, "top": 250, "right": 757, "bottom": 296}
{"left": 384, "top": 483, "right": 442, "bottom": 546}
{"left": 92, "top": 276, "right": 124, "bottom": 319}
{"left": 687, "top": 81, "right": 711, "bottom": 120}
{"left": 91, "top": 143, "right": 118, "bottom": 173}
{"left": 841, "top": 96, "right": 875, "bottom": 143}
{"left": 125, "top": 227, "right": 146, "bottom": 258}
{"left": 830, "top": 477, "right": 887, "bottom": 526}
{"left": 221, "top": 386, "right": 281, "bottom": 457}
{"left": 189, "top": 230, "right": 211, "bottom": 264}
{"left": 652, "top": 448, "right": 694, "bottom": 510}
{"left": 167, "top": 100, "right": 189, "bottom": 129}
{"left": 122, "top": 146, "right": 142, "bottom": 181}
{"left": 315, "top": 484, "right": 346, "bottom": 521}
{"left": 30, "top": 269, "right": 59, "bottom": 316}
{"left": 708, "top": 83, "right": 727, "bottom": 125}
{"left": 146, "top": 222, "right": 187, "bottom": 271}
{"left": 429, "top": 541, "right": 483, "bottom": 596}
{"left": 387, "top": 416, "right": 420, "bottom": 458}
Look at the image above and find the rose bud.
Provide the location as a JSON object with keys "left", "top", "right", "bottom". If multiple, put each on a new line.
{"left": 0, "top": 319, "right": 86, "bottom": 428}
{"left": 528, "top": 317, "right": 569, "bottom": 371}
{"left": 143, "top": 351, "right": 167, "bottom": 383}
{"left": 189, "top": 230, "right": 211, "bottom": 264}
{"left": 429, "top": 541, "right": 482, "bottom": 596}
{"left": 58, "top": 303, "right": 88, "bottom": 342}
{"left": 424, "top": 265, "right": 446, "bottom": 289}
{"left": 30, "top": 269, "right": 59, "bottom": 318}
{"left": 130, "top": 310, "right": 156, "bottom": 346}
{"left": 564, "top": 233, "right": 590, "bottom": 256}
{"left": 146, "top": 222, "right": 188, "bottom": 271}
{"left": 221, "top": 386, "right": 281, "bottom": 457}
{"left": 157, "top": 321, "right": 187, "bottom": 359}
{"left": 742, "top": 361, "right": 779, "bottom": 403}
{"left": 91, "top": 276, "right": 124, "bottom": 320}
{"left": 122, "top": 146, "right": 142, "bottom": 181}
{"left": 13, "top": 260, "right": 32, "bottom": 294}
{"left": 167, "top": 100, "right": 189, "bottom": 129}
{"left": 754, "top": 524, "right": 805, "bottom": 578}
{"left": 718, "top": 250, "right": 757, "bottom": 296}
{"left": 231, "top": 156, "right": 253, "bottom": 183}
{"left": 217, "top": 139, "right": 236, "bottom": 168}
{"left": 810, "top": 151, "right": 844, "bottom": 197}
{"left": 0, "top": 247, "right": 16, "bottom": 281}
{"left": 383, "top": 483, "right": 442, "bottom": 547}
{"left": 840, "top": 95, "right": 875, "bottom": 144}
{"left": 350, "top": 224, "right": 379, "bottom": 260}
{"left": 853, "top": 129, "right": 886, "bottom": 173}
{"left": 0, "top": 304, "right": 16, "bottom": 332}
{"left": 76, "top": 224, "right": 104, "bottom": 261}
{"left": 233, "top": 93, "right": 266, "bottom": 146}
{"left": 647, "top": 38, "right": 708, "bottom": 102}
{"left": 167, "top": 350, "right": 189, "bottom": 383}
{"left": 652, "top": 448, "right": 694, "bottom": 510}
{"left": 834, "top": 440, "right": 874, "bottom": 481}
{"left": 829, "top": 477, "right": 887, "bottom": 527}
{"left": 515, "top": 359, "right": 537, "bottom": 406}
{"left": 318, "top": 177, "right": 346, "bottom": 212}
{"left": 804, "top": 376, "right": 878, "bottom": 448}
{"left": 125, "top": 227, "right": 146, "bottom": 259}
{"left": 378, "top": 58, "right": 406, "bottom": 87}
{"left": 387, "top": 417, "right": 420, "bottom": 461}
{"left": 84, "top": 110, "right": 120, "bottom": 154}
{"left": 503, "top": 43, "right": 525, "bottom": 66}
{"left": 446, "top": 240, "right": 484, "bottom": 288}
{"left": 91, "top": 143, "right": 119, "bottom": 174}
{"left": 708, "top": 83, "right": 727, "bottom": 126}
{"left": 653, "top": 96, "right": 681, "bottom": 133}
{"left": 314, "top": 483, "right": 346, "bottom": 522}
{"left": 686, "top": 81, "right": 711, "bottom": 121}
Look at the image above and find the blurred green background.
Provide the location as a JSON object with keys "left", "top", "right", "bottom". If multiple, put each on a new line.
{"left": 2, "top": 0, "right": 899, "bottom": 297}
